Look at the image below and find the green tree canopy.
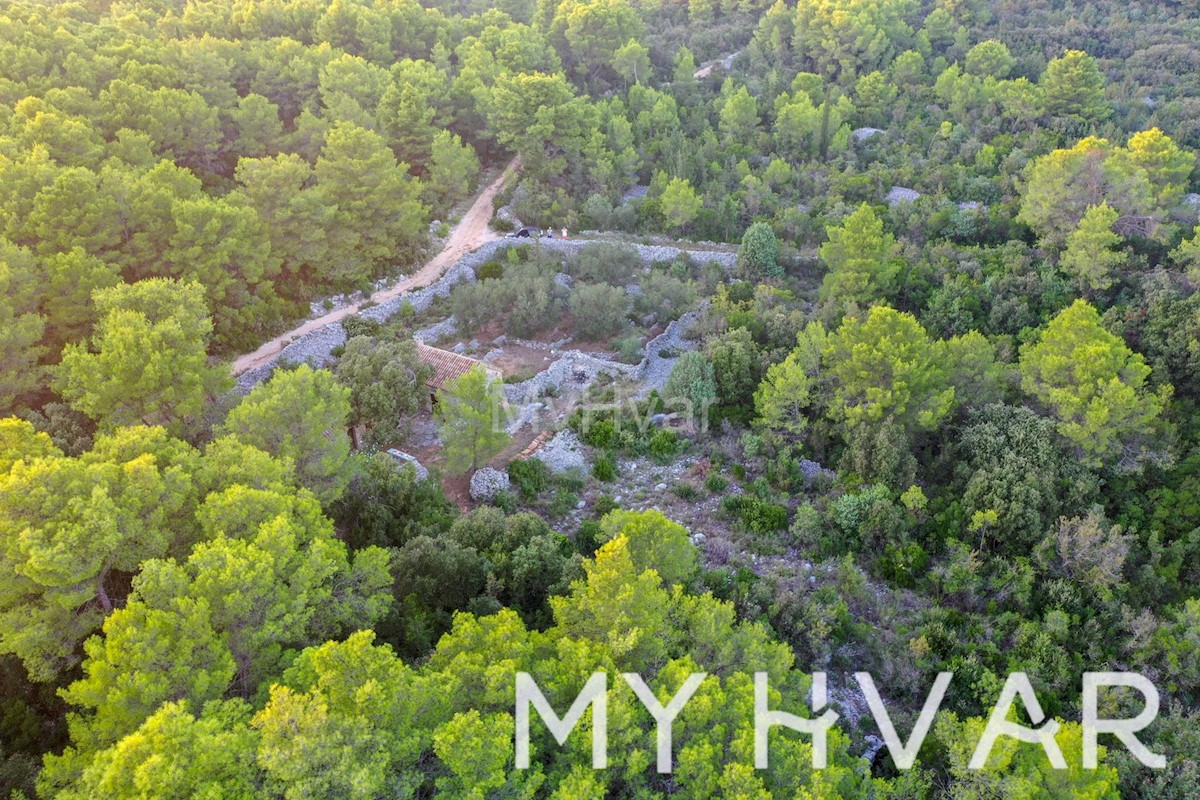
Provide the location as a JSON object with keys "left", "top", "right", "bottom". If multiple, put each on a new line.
{"left": 315, "top": 122, "right": 428, "bottom": 290}
{"left": 1017, "top": 136, "right": 1158, "bottom": 251}
{"left": 0, "top": 424, "right": 200, "bottom": 680}
{"left": 706, "top": 327, "right": 762, "bottom": 416}
{"left": 436, "top": 365, "right": 509, "bottom": 475}
{"left": 1040, "top": 49, "right": 1110, "bottom": 123}
{"left": 1059, "top": 202, "right": 1124, "bottom": 293}
{"left": 1173, "top": 223, "right": 1200, "bottom": 284}
{"left": 821, "top": 305, "right": 955, "bottom": 435}
{"left": 43, "top": 482, "right": 391, "bottom": 787}
{"left": 0, "top": 238, "right": 46, "bottom": 414}
{"left": 335, "top": 334, "right": 433, "bottom": 445}
{"left": 754, "top": 348, "right": 813, "bottom": 443}
{"left": 1115, "top": 127, "right": 1196, "bottom": 209}
{"left": 659, "top": 176, "right": 702, "bottom": 230}
{"left": 596, "top": 509, "right": 697, "bottom": 587}
{"left": 818, "top": 203, "right": 899, "bottom": 313}
{"left": 220, "top": 364, "right": 353, "bottom": 504}
{"left": 54, "top": 279, "right": 229, "bottom": 436}
{"left": 737, "top": 221, "right": 781, "bottom": 280}
{"left": 1019, "top": 299, "right": 1171, "bottom": 470}
{"left": 663, "top": 351, "right": 718, "bottom": 424}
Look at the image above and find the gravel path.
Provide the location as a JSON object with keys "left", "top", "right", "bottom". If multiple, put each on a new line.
{"left": 233, "top": 235, "right": 735, "bottom": 395}
{"left": 230, "top": 158, "right": 518, "bottom": 376}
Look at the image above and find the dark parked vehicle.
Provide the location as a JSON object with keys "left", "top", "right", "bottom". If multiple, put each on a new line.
{"left": 505, "top": 226, "right": 549, "bottom": 239}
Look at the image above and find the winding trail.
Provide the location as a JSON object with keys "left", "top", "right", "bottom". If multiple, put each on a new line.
{"left": 231, "top": 157, "right": 518, "bottom": 376}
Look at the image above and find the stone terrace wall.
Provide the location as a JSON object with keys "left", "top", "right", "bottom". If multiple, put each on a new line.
{"left": 234, "top": 238, "right": 736, "bottom": 394}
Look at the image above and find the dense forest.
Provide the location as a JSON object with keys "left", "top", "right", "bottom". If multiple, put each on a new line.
{"left": 3, "top": 0, "right": 1200, "bottom": 797}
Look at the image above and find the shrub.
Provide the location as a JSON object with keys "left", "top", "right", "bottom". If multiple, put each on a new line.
{"left": 615, "top": 334, "right": 645, "bottom": 364}
{"left": 671, "top": 482, "right": 700, "bottom": 501}
{"left": 737, "top": 221, "right": 782, "bottom": 280}
{"left": 877, "top": 541, "right": 930, "bottom": 588}
{"left": 477, "top": 260, "right": 505, "bottom": 281}
{"left": 789, "top": 503, "right": 823, "bottom": 548}
{"left": 575, "top": 519, "right": 602, "bottom": 554}
{"left": 593, "top": 495, "right": 619, "bottom": 518}
{"left": 649, "top": 429, "right": 680, "bottom": 463}
{"left": 637, "top": 272, "right": 697, "bottom": 322}
{"left": 450, "top": 281, "right": 494, "bottom": 335}
{"left": 705, "top": 473, "right": 729, "bottom": 493}
{"left": 581, "top": 418, "right": 619, "bottom": 449}
{"left": 581, "top": 193, "right": 613, "bottom": 229}
{"left": 722, "top": 494, "right": 789, "bottom": 534}
{"left": 555, "top": 469, "right": 586, "bottom": 492}
{"left": 549, "top": 487, "right": 579, "bottom": 516}
{"left": 570, "top": 283, "right": 630, "bottom": 340}
{"left": 490, "top": 490, "right": 516, "bottom": 513}
{"left": 592, "top": 454, "right": 616, "bottom": 481}
{"left": 508, "top": 458, "right": 551, "bottom": 499}
{"left": 502, "top": 262, "right": 559, "bottom": 338}
{"left": 492, "top": 217, "right": 515, "bottom": 233}
{"left": 830, "top": 485, "right": 909, "bottom": 555}
{"left": 394, "top": 301, "right": 416, "bottom": 326}
{"left": 663, "top": 352, "right": 717, "bottom": 422}
{"left": 342, "top": 315, "right": 383, "bottom": 339}
{"left": 570, "top": 243, "right": 641, "bottom": 285}
{"left": 740, "top": 432, "right": 764, "bottom": 458}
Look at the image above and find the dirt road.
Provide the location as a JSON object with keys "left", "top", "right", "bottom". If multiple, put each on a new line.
{"left": 231, "top": 158, "right": 518, "bottom": 376}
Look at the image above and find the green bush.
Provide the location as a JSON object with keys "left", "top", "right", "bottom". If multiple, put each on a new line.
{"left": 575, "top": 519, "right": 602, "bottom": 555}
{"left": 549, "top": 487, "right": 579, "bottom": 516}
{"left": 555, "top": 470, "right": 586, "bottom": 492}
{"left": 342, "top": 315, "right": 383, "bottom": 339}
{"left": 636, "top": 272, "right": 697, "bottom": 323}
{"left": 671, "top": 482, "right": 700, "bottom": 501}
{"left": 877, "top": 541, "right": 929, "bottom": 588}
{"left": 592, "top": 454, "right": 616, "bottom": 481}
{"left": 508, "top": 458, "right": 551, "bottom": 499}
{"left": 593, "top": 495, "right": 619, "bottom": 518}
{"left": 615, "top": 334, "right": 646, "bottom": 364}
{"left": 722, "top": 494, "right": 788, "bottom": 534}
{"left": 394, "top": 301, "right": 416, "bottom": 326}
{"left": 477, "top": 260, "right": 505, "bottom": 281}
{"left": 649, "top": 429, "right": 680, "bottom": 463}
{"left": 570, "top": 283, "right": 630, "bottom": 341}
{"left": 489, "top": 490, "right": 516, "bottom": 513}
{"left": 705, "top": 473, "right": 729, "bottom": 494}
{"left": 789, "top": 503, "right": 823, "bottom": 548}
{"left": 570, "top": 243, "right": 641, "bottom": 285}
{"left": 830, "top": 485, "right": 910, "bottom": 556}
{"left": 581, "top": 418, "right": 619, "bottom": 449}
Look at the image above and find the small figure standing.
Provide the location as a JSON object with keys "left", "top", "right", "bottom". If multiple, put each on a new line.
{"left": 562, "top": 227, "right": 568, "bottom": 239}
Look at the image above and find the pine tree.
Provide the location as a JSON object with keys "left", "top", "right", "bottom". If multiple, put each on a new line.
{"left": 436, "top": 366, "right": 509, "bottom": 475}
{"left": 818, "top": 203, "right": 898, "bottom": 311}
{"left": 1059, "top": 203, "right": 1124, "bottom": 293}
{"left": 736, "top": 221, "right": 781, "bottom": 279}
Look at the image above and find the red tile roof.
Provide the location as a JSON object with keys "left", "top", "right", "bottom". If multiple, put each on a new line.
{"left": 415, "top": 342, "right": 501, "bottom": 390}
